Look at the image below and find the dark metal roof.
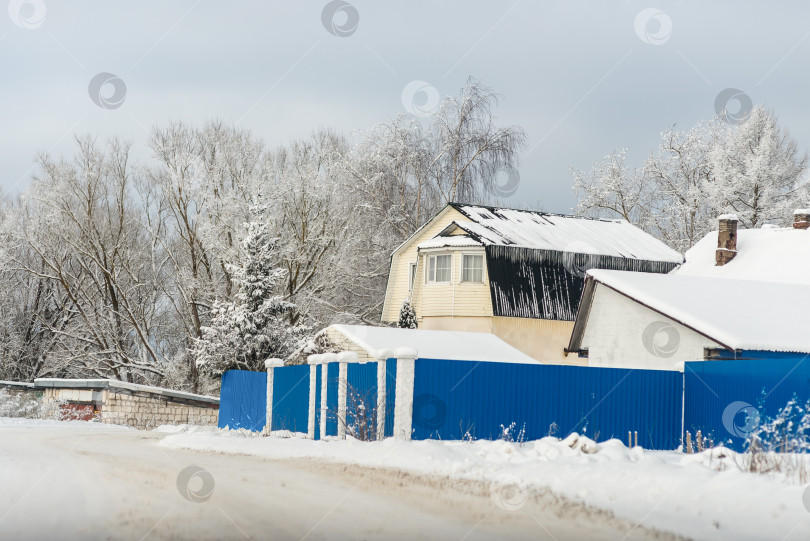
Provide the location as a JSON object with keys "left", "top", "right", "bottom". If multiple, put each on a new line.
{"left": 485, "top": 246, "right": 680, "bottom": 321}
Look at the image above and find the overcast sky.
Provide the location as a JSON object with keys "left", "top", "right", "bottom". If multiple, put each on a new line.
{"left": 2, "top": 1, "right": 809, "bottom": 213}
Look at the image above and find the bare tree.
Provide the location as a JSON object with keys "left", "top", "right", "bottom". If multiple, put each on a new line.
{"left": 18, "top": 137, "right": 170, "bottom": 381}
{"left": 428, "top": 78, "right": 527, "bottom": 203}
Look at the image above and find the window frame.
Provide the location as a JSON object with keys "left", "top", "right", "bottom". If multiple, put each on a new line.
{"left": 460, "top": 252, "right": 485, "bottom": 284}
{"left": 408, "top": 262, "right": 417, "bottom": 292}
{"left": 425, "top": 253, "right": 452, "bottom": 285}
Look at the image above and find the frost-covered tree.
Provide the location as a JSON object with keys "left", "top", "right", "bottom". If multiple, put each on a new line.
{"left": 707, "top": 107, "right": 808, "bottom": 229}
{"left": 574, "top": 107, "right": 807, "bottom": 252}
{"left": 16, "top": 137, "right": 172, "bottom": 382}
{"left": 428, "top": 78, "right": 527, "bottom": 203}
{"left": 194, "top": 212, "right": 305, "bottom": 377}
{"left": 572, "top": 149, "right": 653, "bottom": 227}
{"left": 397, "top": 298, "right": 417, "bottom": 329}
{"left": 270, "top": 130, "right": 351, "bottom": 325}
{"left": 642, "top": 120, "right": 720, "bottom": 251}
{"left": 348, "top": 78, "right": 527, "bottom": 236}
{"left": 0, "top": 78, "right": 526, "bottom": 388}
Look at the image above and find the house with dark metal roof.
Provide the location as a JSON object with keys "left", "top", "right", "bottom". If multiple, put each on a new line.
{"left": 380, "top": 203, "right": 683, "bottom": 363}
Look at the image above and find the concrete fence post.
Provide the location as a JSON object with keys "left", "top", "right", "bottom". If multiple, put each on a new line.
{"left": 263, "top": 358, "right": 285, "bottom": 435}
{"left": 306, "top": 359, "right": 318, "bottom": 440}
{"left": 391, "top": 348, "right": 418, "bottom": 441}
{"left": 376, "top": 359, "right": 387, "bottom": 441}
{"left": 320, "top": 363, "right": 328, "bottom": 437}
{"left": 335, "top": 351, "right": 357, "bottom": 439}
{"left": 306, "top": 354, "right": 334, "bottom": 440}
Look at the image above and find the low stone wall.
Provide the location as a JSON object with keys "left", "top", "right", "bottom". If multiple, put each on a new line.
{"left": 36, "top": 379, "right": 219, "bottom": 430}
{"left": 100, "top": 390, "right": 218, "bottom": 429}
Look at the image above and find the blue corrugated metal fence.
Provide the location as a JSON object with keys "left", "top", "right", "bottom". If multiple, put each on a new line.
{"left": 684, "top": 352, "right": 810, "bottom": 451}
{"left": 219, "top": 352, "right": 810, "bottom": 452}
{"left": 411, "top": 359, "right": 683, "bottom": 449}
{"left": 218, "top": 369, "right": 266, "bottom": 431}
{"left": 271, "top": 364, "right": 310, "bottom": 434}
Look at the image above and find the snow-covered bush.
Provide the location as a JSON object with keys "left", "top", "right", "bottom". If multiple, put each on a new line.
{"left": 397, "top": 298, "right": 417, "bottom": 329}
{"left": 734, "top": 397, "right": 810, "bottom": 481}
{"left": 747, "top": 396, "right": 810, "bottom": 454}
{"left": 0, "top": 388, "right": 42, "bottom": 418}
{"left": 343, "top": 383, "right": 378, "bottom": 441}
{"left": 499, "top": 422, "right": 526, "bottom": 444}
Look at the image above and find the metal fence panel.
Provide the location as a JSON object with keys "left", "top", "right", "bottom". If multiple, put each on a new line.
{"left": 218, "top": 370, "right": 266, "bottom": 431}
{"left": 684, "top": 353, "right": 810, "bottom": 451}
{"left": 346, "top": 362, "right": 378, "bottom": 440}
{"left": 272, "top": 364, "right": 310, "bottom": 434}
{"left": 411, "top": 359, "right": 682, "bottom": 449}
{"left": 323, "top": 363, "right": 339, "bottom": 437}
{"left": 384, "top": 359, "right": 397, "bottom": 438}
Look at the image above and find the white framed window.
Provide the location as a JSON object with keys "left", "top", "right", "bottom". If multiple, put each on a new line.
{"left": 426, "top": 254, "right": 452, "bottom": 284}
{"left": 462, "top": 254, "right": 484, "bottom": 283}
{"left": 408, "top": 262, "right": 417, "bottom": 292}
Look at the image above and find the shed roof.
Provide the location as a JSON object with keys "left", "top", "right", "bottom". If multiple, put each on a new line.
{"left": 675, "top": 226, "right": 810, "bottom": 284}
{"left": 571, "top": 270, "right": 810, "bottom": 354}
{"left": 330, "top": 324, "right": 539, "bottom": 364}
{"left": 449, "top": 203, "right": 683, "bottom": 262}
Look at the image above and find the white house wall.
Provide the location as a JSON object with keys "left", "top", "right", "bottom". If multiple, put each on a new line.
{"left": 580, "top": 285, "right": 723, "bottom": 370}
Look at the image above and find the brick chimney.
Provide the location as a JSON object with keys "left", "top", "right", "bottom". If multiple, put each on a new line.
{"left": 715, "top": 214, "right": 738, "bottom": 266}
{"left": 793, "top": 209, "right": 810, "bottom": 230}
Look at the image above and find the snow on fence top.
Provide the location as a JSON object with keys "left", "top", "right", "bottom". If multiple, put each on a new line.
{"left": 587, "top": 269, "right": 810, "bottom": 353}
{"left": 0, "top": 380, "right": 35, "bottom": 389}
{"left": 675, "top": 226, "right": 810, "bottom": 284}
{"left": 33, "top": 378, "right": 219, "bottom": 404}
{"left": 330, "top": 324, "right": 539, "bottom": 364}
{"left": 450, "top": 204, "right": 683, "bottom": 262}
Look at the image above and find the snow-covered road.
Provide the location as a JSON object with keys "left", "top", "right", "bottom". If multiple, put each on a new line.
{"left": 0, "top": 421, "right": 681, "bottom": 541}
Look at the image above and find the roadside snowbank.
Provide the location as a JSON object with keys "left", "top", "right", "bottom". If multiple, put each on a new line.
{"left": 0, "top": 416, "right": 132, "bottom": 429}
{"left": 159, "top": 428, "right": 810, "bottom": 541}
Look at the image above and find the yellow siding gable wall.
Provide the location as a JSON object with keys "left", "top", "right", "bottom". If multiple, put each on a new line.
{"left": 413, "top": 248, "right": 492, "bottom": 320}
{"left": 381, "top": 206, "right": 469, "bottom": 322}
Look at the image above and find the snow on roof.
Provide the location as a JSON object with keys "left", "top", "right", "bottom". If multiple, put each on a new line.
{"left": 417, "top": 234, "right": 482, "bottom": 250}
{"left": 586, "top": 269, "right": 810, "bottom": 353}
{"left": 674, "top": 227, "right": 810, "bottom": 284}
{"left": 450, "top": 204, "right": 683, "bottom": 263}
{"left": 717, "top": 214, "right": 739, "bottom": 221}
{"left": 329, "top": 324, "right": 539, "bottom": 364}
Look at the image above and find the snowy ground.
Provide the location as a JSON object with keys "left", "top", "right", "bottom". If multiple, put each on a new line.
{"left": 160, "top": 426, "right": 810, "bottom": 541}
{"left": 1, "top": 418, "right": 808, "bottom": 540}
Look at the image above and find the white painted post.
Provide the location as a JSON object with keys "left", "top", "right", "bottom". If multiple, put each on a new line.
{"left": 307, "top": 354, "right": 335, "bottom": 440}
{"left": 320, "top": 363, "right": 328, "bottom": 437}
{"left": 337, "top": 362, "right": 347, "bottom": 439}
{"left": 335, "top": 351, "right": 358, "bottom": 439}
{"left": 376, "top": 359, "right": 387, "bottom": 441}
{"left": 392, "top": 348, "right": 418, "bottom": 441}
{"left": 307, "top": 363, "right": 317, "bottom": 439}
{"left": 263, "top": 358, "right": 285, "bottom": 435}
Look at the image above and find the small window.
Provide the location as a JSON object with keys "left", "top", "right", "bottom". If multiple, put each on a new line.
{"left": 462, "top": 254, "right": 483, "bottom": 283}
{"left": 408, "top": 262, "right": 417, "bottom": 292}
{"left": 427, "top": 254, "right": 451, "bottom": 283}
